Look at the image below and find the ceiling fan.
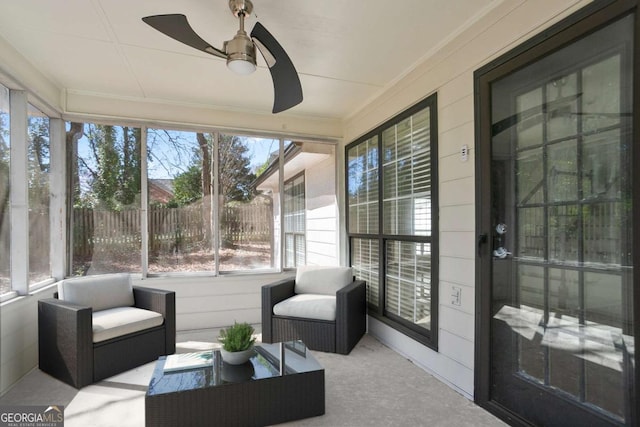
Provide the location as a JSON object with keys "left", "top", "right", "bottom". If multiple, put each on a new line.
{"left": 142, "top": 0, "right": 303, "bottom": 114}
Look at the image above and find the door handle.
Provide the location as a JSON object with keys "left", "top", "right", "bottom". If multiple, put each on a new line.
{"left": 493, "top": 247, "right": 512, "bottom": 259}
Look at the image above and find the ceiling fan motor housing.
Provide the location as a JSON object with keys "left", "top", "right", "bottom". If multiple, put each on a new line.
{"left": 225, "top": 32, "right": 257, "bottom": 73}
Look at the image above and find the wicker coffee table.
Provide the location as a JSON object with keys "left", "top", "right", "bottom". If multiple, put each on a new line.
{"left": 145, "top": 341, "right": 325, "bottom": 427}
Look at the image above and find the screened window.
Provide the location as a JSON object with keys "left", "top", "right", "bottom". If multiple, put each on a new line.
{"left": 0, "top": 84, "right": 9, "bottom": 296}
{"left": 218, "top": 134, "right": 275, "bottom": 272}
{"left": 284, "top": 173, "right": 305, "bottom": 268}
{"left": 146, "top": 129, "right": 215, "bottom": 273}
{"left": 347, "top": 94, "right": 438, "bottom": 345}
{"left": 67, "top": 125, "right": 284, "bottom": 276}
{"left": 63, "top": 121, "right": 336, "bottom": 278}
{"left": 68, "top": 122, "right": 142, "bottom": 276}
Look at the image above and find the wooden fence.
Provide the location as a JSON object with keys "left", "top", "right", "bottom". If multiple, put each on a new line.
{"left": 73, "top": 203, "right": 272, "bottom": 258}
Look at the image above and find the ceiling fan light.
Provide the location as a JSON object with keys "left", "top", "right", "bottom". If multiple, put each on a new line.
{"left": 227, "top": 58, "right": 256, "bottom": 75}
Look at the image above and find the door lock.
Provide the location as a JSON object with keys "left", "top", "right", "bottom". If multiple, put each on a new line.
{"left": 493, "top": 247, "right": 512, "bottom": 259}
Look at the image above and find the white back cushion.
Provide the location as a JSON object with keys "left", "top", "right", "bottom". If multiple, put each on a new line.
{"left": 294, "top": 266, "right": 353, "bottom": 295}
{"left": 58, "top": 273, "right": 134, "bottom": 312}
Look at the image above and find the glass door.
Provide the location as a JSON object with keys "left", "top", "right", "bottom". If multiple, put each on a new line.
{"left": 479, "top": 10, "right": 636, "bottom": 426}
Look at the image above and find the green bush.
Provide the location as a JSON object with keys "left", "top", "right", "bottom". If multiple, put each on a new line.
{"left": 218, "top": 322, "right": 256, "bottom": 352}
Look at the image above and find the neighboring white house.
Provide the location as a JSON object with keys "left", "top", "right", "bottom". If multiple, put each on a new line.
{"left": 254, "top": 141, "right": 338, "bottom": 267}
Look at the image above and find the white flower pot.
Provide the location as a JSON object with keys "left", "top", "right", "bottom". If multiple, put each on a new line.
{"left": 220, "top": 346, "right": 254, "bottom": 365}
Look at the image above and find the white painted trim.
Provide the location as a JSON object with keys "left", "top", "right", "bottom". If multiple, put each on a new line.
{"left": 278, "top": 138, "right": 285, "bottom": 270}
{"left": 49, "top": 118, "right": 66, "bottom": 280}
{"left": 0, "top": 38, "right": 62, "bottom": 116}
{"left": 9, "top": 90, "right": 28, "bottom": 295}
{"left": 213, "top": 131, "right": 220, "bottom": 275}
{"left": 63, "top": 91, "right": 342, "bottom": 142}
{"left": 368, "top": 316, "right": 474, "bottom": 400}
{"left": 141, "top": 127, "right": 149, "bottom": 277}
{"left": 0, "top": 291, "right": 18, "bottom": 303}
{"left": 336, "top": 142, "right": 347, "bottom": 266}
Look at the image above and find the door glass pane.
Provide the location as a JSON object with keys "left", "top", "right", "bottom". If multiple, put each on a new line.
{"left": 515, "top": 265, "right": 545, "bottom": 381}
{"left": 582, "top": 55, "right": 621, "bottom": 133}
{"left": 517, "top": 148, "right": 543, "bottom": 205}
{"left": 516, "top": 88, "right": 543, "bottom": 149}
{"left": 489, "top": 13, "right": 634, "bottom": 425}
{"left": 546, "top": 73, "right": 578, "bottom": 141}
{"left": 583, "top": 202, "right": 622, "bottom": 264}
{"left": 518, "top": 207, "right": 544, "bottom": 259}
{"left": 546, "top": 268, "right": 581, "bottom": 397}
{"left": 548, "top": 205, "right": 580, "bottom": 263}
{"left": 548, "top": 140, "right": 577, "bottom": 202}
{"left": 584, "top": 271, "right": 626, "bottom": 416}
{"left": 583, "top": 129, "right": 621, "bottom": 199}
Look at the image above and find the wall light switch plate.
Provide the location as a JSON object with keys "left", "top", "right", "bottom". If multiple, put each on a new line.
{"left": 460, "top": 145, "right": 469, "bottom": 162}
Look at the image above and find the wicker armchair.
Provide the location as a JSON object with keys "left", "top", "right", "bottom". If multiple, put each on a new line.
{"left": 38, "top": 274, "right": 175, "bottom": 389}
{"left": 262, "top": 267, "right": 366, "bottom": 354}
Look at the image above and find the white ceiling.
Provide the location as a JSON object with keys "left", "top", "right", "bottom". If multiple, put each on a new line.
{"left": 0, "top": 0, "right": 498, "bottom": 120}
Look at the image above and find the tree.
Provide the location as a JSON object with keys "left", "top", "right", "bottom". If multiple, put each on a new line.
{"left": 169, "top": 133, "right": 256, "bottom": 206}
{"left": 28, "top": 116, "right": 50, "bottom": 206}
{"left": 172, "top": 165, "right": 202, "bottom": 205}
{"left": 119, "top": 127, "right": 142, "bottom": 206}
{"left": 70, "top": 123, "right": 143, "bottom": 210}
{"left": 0, "top": 113, "right": 9, "bottom": 214}
{"left": 217, "top": 134, "right": 256, "bottom": 202}
{"left": 66, "top": 122, "right": 84, "bottom": 207}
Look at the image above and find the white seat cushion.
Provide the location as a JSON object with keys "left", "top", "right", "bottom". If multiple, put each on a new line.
{"left": 294, "top": 266, "right": 353, "bottom": 295}
{"left": 273, "top": 294, "right": 337, "bottom": 322}
{"left": 92, "top": 306, "right": 164, "bottom": 343}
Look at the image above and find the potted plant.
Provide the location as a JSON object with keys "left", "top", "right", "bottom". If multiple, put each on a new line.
{"left": 218, "top": 322, "right": 256, "bottom": 365}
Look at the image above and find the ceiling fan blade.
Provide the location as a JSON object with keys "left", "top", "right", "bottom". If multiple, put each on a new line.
{"left": 142, "top": 14, "right": 226, "bottom": 59}
{"left": 250, "top": 22, "right": 303, "bottom": 113}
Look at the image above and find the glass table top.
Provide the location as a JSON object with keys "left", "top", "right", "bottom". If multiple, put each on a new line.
{"left": 147, "top": 341, "right": 323, "bottom": 396}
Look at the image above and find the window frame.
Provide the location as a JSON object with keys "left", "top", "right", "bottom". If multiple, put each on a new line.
{"left": 346, "top": 93, "right": 439, "bottom": 349}
{"left": 1, "top": 89, "right": 62, "bottom": 300}
{"left": 283, "top": 171, "right": 306, "bottom": 268}
{"left": 65, "top": 121, "right": 335, "bottom": 278}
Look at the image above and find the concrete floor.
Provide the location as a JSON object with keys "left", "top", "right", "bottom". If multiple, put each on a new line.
{"left": 0, "top": 331, "right": 507, "bottom": 426}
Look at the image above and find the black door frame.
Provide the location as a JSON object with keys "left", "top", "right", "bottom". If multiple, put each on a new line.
{"left": 474, "top": 1, "right": 640, "bottom": 425}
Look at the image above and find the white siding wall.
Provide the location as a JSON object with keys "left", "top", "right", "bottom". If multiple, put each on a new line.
{"left": 0, "top": 288, "right": 52, "bottom": 394}
{"left": 305, "top": 154, "right": 339, "bottom": 266}
{"left": 130, "top": 274, "right": 291, "bottom": 331}
{"left": 345, "top": 0, "right": 592, "bottom": 399}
